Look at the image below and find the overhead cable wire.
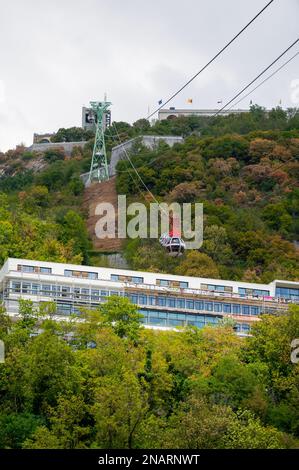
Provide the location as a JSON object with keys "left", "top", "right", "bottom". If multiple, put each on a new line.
{"left": 228, "top": 50, "right": 299, "bottom": 109}
{"left": 212, "top": 38, "right": 299, "bottom": 117}
{"left": 146, "top": 0, "right": 275, "bottom": 119}
{"left": 117, "top": 46, "right": 299, "bottom": 174}
{"left": 112, "top": 122, "right": 166, "bottom": 210}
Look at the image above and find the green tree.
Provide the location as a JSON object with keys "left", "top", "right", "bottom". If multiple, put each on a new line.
{"left": 91, "top": 371, "right": 148, "bottom": 448}
{"left": 100, "top": 296, "right": 143, "bottom": 343}
{"left": 175, "top": 251, "right": 220, "bottom": 278}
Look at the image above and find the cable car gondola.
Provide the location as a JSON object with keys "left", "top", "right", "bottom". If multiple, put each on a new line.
{"left": 159, "top": 233, "right": 186, "bottom": 256}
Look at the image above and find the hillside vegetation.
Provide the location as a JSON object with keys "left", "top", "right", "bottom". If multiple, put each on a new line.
{"left": 116, "top": 107, "right": 299, "bottom": 282}
{"left": 0, "top": 299, "right": 298, "bottom": 449}
{"left": 0, "top": 105, "right": 298, "bottom": 282}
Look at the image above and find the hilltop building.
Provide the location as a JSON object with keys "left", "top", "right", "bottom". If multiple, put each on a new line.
{"left": 158, "top": 108, "right": 250, "bottom": 120}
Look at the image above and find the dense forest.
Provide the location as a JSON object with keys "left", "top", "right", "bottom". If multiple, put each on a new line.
{"left": 0, "top": 299, "right": 298, "bottom": 449}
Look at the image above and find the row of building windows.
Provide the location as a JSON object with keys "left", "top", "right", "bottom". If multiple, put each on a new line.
{"left": 126, "top": 293, "right": 261, "bottom": 315}
{"left": 49, "top": 304, "right": 250, "bottom": 333}
{"left": 10, "top": 281, "right": 110, "bottom": 300}
{"left": 201, "top": 284, "right": 233, "bottom": 293}
{"left": 17, "top": 265, "right": 98, "bottom": 280}
{"left": 139, "top": 309, "right": 251, "bottom": 333}
{"left": 7, "top": 280, "right": 263, "bottom": 315}
{"left": 64, "top": 270, "right": 98, "bottom": 280}
{"left": 17, "top": 265, "right": 52, "bottom": 274}
{"left": 156, "top": 279, "right": 189, "bottom": 288}
{"left": 276, "top": 287, "right": 299, "bottom": 300}
{"left": 111, "top": 274, "right": 144, "bottom": 284}
{"left": 238, "top": 288, "right": 270, "bottom": 297}
{"left": 13, "top": 266, "right": 299, "bottom": 303}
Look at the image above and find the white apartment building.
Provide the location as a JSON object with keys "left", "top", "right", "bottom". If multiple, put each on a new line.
{"left": 0, "top": 258, "right": 298, "bottom": 334}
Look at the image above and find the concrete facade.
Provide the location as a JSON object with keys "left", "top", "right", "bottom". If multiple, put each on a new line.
{"left": 28, "top": 141, "right": 87, "bottom": 157}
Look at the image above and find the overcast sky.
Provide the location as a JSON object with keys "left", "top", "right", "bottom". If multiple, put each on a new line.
{"left": 0, "top": 0, "right": 298, "bottom": 151}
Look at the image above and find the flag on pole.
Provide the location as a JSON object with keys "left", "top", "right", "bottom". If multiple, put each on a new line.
{"left": 187, "top": 98, "right": 193, "bottom": 104}
{"left": 158, "top": 99, "right": 162, "bottom": 105}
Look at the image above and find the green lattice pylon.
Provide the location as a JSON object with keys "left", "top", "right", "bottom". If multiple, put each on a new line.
{"left": 87, "top": 100, "right": 111, "bottom": 184}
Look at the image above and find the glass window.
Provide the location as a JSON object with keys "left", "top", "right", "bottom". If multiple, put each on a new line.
{"left": 74, "top": 288, "right": 80, "bottom": 298}
{"left": 178, "top": 313, "right": 187, "bottom": 321}
{"left": 194, "top": 301, "right": 204, "bottom": 311}
{"left": 177, "top": 298, "right": 185, "bottom": 308}
{"left": 242, "top": 305, "right": 250, "bottom": 315}
{"left": 62, "top": 286, "right": 71, "bottom": 297}
{"left": 40, "top": 267, "right": 52, "bottom": 274}
{"left": 64, "top": 270, "right": 73, "bottom": 277}
{"left": 223, "top": 304, "right": 231, "bottom": 313}
{"left": 22, "top": 282, "right": 31, "bottom": 293}
{"left": 167, "top": 297, "right": 176, "bottom": 308}
{"left": 254, "top": 289, "right": 269, "bottom": 296}
{"left": 111, "top": 274, "right": 119, "bottom": 282}
{"left": 186, "top": 314, "right": 197, "bottom": 322}
{"left": 150, "top": 317, "right": 167, "bottom": 326}
{"left": 205, "top": 302, "right": 213, "bottom": 312}
{"left": 129, "top": 294, "right": 138, "bottom": 304}
{"left": 202, "top": 284, "right": 232, "bottom": 292}
{"left": 138, "top": 295, "right": 147, "bottom": 305}
{"left": 179, "top": 281, "right": 188, "bottom": 288}
{"left": 186, "top": 299, "right": 194, "bottom": 310}
{"left": 157, "top": 297, "right": 166, "bottom": 307}
{"left": 31, "top": 283, "right": 39, "bottom": 294}
{"left": 41, "top": 284, "right": 51, "bottom": 296}
{"left": 149, "top": 296, "right": 156, "bottom": 306}
{"left": 57, "top": 303, "right": 72, "bottom": 315}
{"left": 214, "top": 303, "right": 222, "bottom": 312}
{"left": 149, "top": 311, "right": 167, "bottom": 320}
{"left": 158, "top": 279, "right": 169, "bottom": 287}
{"left": 81, "top": 288, "right": 90, "bottom": 297}
{"left": 251, "top": 306, "right": 260, "bottom": 315}
{"left": 215, "top": 285, "right": 225, "bottom": 292}
{"left": 276, "top": 286, "right": 299, "bottom": 300}
{"left": 132, "top": 276, "right": 143, "bottom": 284}
{"left": 238, "top": 288, "right": 246, "bottom": 296}
{"left": 232, "top": 304, "right": 241, "bottom": 314}
{"left": 206, "top": 316, "right": 219, "bottom": 324}
{"left": 22, "top": 265, "right": 35, "bottom": 273}
{"left": 88, "top": 272, "right": 98, "bottom": 280}
{"left": 91, "top": 289, "right": 100, "bottom": 300}
{"left": 168, "top": 319, "right": 184, "bottom": 326}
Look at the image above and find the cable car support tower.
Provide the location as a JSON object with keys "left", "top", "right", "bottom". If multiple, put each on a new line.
{"left": 87, "top": 100, "right": 111, "bottom": 185}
